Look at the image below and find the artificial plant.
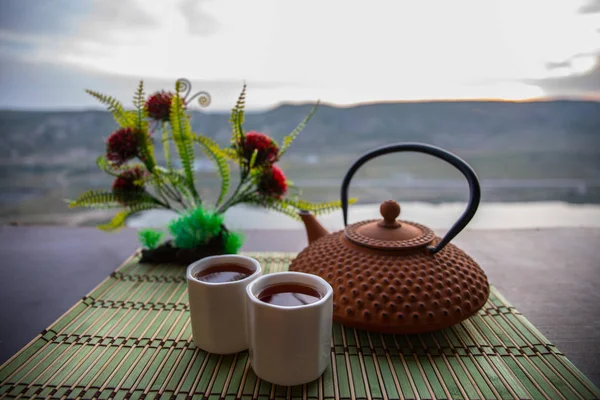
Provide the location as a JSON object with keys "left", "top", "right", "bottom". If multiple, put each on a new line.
{"left": 69, "top": 78, "right": 351, "bottom": 262}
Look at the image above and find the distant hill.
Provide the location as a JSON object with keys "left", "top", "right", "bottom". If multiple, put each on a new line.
{"left": 1, "top": 100, "right": 600, "bottom": 225}
{"left": 1, "top": 100, "right": 599, "bottom": 163}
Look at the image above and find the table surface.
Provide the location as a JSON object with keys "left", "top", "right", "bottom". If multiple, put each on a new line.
{"left": 1, "top": 225, "right": 599, "bottom": 388}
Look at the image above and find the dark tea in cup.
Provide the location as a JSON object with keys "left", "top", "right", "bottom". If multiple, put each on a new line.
{"left": 194, "top": 264, "right": 253, "bottom": 283}
{"left": 246, "top": 271, "right": 333, "bottom": 385}
{"left": 257, "top": 283, "right": 322, "bottom": 306}
{"left": 187, "top": 255, "right": 262, "bottom": 354}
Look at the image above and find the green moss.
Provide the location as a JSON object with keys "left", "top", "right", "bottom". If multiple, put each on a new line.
{"left": 137, "top": 229, "right": 164, "bottom": 249}
{"left": 168, "top": 206, "right": 225, "bottom": 249}
{"left": 223, "top": 231, "right": 245, "bottom": 254}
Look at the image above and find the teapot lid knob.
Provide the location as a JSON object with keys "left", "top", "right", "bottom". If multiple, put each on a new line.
{"left": 347, "top": 199, "right": 434, "bottom": 248}
{"left": 379, "top": 200, "right": 401, "bottom": 228}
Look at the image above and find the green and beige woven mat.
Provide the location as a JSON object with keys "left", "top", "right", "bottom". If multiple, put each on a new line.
{"left": 1, "top": 252, "right": 598, "bottom": 400}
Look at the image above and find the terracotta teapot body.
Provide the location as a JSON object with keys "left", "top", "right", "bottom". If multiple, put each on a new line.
{"left": 289, "top": 143, "right": 490, "bottom": 334}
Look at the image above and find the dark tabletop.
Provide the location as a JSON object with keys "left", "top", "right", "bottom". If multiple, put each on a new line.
{"left": 1, "top": 225, "right": 599, "bottom": 387}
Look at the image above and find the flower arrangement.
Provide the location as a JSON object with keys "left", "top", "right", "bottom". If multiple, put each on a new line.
{"left": 68, "top": 78, "right": 350, "bottom": 264}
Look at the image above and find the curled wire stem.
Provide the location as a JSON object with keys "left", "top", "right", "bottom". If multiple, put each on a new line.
{"left": 176, "top": 78, "right": 211, "bottom": 108}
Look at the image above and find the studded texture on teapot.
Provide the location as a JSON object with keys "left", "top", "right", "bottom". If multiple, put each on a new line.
{"left": 289, "top": 230, "right": 490, "bottom": 334}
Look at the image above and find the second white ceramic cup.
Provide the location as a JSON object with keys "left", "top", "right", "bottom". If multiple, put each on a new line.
{"left": 186, "top": 255, "right": 262, "bottom": 354}
{"left": 246, "top": 271, "right": 333, "bottom": 386}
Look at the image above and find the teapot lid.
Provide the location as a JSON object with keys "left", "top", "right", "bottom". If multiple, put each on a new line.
{"left": 344, "top": 200, "right": 435, "bottom": 250}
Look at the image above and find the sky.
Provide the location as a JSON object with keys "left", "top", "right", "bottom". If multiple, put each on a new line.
{"left": 0, "top": 0, "right": 599, "bottom": 111}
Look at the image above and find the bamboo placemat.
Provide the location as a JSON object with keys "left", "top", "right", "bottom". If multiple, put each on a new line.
{"left": 1, "top": 252, "right": 598, "bottom": 400}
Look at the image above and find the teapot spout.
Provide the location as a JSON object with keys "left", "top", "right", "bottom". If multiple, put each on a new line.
{"left": 299, "top": 210, "right": 330, "bottom": 244}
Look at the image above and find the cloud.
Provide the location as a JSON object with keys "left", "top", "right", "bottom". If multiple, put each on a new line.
{"left": 14, "top": 0, "right": 284, "bottom": 83}
{"left": 579, "top": 0, "right": 600, "bottom": 13}
{"left": 534, "top": 55, "right": 600, "bottom": 96}
{"left": 89, "top": 0, "right": 157, "bottom": 28}
{"left": 0, "top": 0, "right": 160, "bottom": 64}
{"left": 68, "top": 0, "right": 222, "bottom": 47}
{"left": 0, "top": 0, "right": 88, "bottom": 36}
{"left": 180, "top": 0, "right": 220, "bottom": 36}
{"left": 546, "top": 60, "right": 572, "bottom": 70}
{"left": 0, "top": 54, "right": 298, "bottom": 110}
{"left": 70, "top": 0, "right": 159, "bottom": 45}
{"left": 1, "top": 0, "right": 600, "bottom": 107}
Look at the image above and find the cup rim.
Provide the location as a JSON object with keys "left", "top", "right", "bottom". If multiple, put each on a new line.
{"left": 186, "top": 255, "right": 262, "bottom": 286}
{"left": 246, "top": 271, "right": 333, "bottom": 310}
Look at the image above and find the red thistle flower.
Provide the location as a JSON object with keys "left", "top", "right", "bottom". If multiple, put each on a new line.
{"left": 106, "top": 127, "right": 141, "bottom": 165}
{"left": 241, "top": 131, "right": 279, "bottom": 166}
{"left": 112, "top": 166, "right": 147, "bottom": 205}
{"left": 146, "top": 91, "right": 174, "bottom": 121}
{"left": 258, "top": 165, "right": 288, "bottom": 199}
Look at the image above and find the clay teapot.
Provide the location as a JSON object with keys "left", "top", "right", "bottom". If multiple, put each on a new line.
{"left": 289, "top": 143, "right": 489, "bottom": 334}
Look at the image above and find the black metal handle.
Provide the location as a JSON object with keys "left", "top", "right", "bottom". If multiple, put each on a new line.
{"left": 341, "top": 142, "right": 481, "bottom": 254}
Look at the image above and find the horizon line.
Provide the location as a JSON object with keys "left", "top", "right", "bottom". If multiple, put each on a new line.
{"left": 1, "top": 96, "right": 599, "bottom": 113}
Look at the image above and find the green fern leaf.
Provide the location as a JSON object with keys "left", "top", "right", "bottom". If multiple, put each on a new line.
{"left": 193, "top": 135, "right": 231, "bottom": 206}
{"left": 133, "top": 80, "right": 155, "bottom": 171}
{"left": 149, "top": 166, "right": 186, "bottom": 186}
{"left": 95, "top": 156, "right": 145, "bottom": 178}
{"left": 244, "top": 195, "right": 301, "bottom": 220}
{"left": 96, "top": 156, "right": 121, "bottom": 177}
{"left": 69, "top": 189, "right": 160, "bottom": 210}
{"left": 170, "top": 82, "right": 198, "bottom": 200}
{"left": 229, "top": 83, "right": 247, "bottom": 145}
{"left": 68, "top": 190, "right": 121, "bottom": 209}
{"left": 162, "top": 171, "right": 195, "bottom": 200}
{"left": 98, "top": 210, "right": 131, "bottom": 231}
{"left": 221, "top": 148, "right": 238, "bottom": 160}
{"left": 145, "top": 166, "right": 194, "bottom": 205}
{"left": 233, "top": 82, "right": 246, "bottom": 124}
{"left": 266, "top": 201, "right": 302, "bottom": 220}
{"left": 161, "top": 122, "right": 171, "bottom": 169}
{"left": 98, "top": 203, "right": 156, "bottom": 231}
{"left": 282, "top": 198, "right": 356, "bottom": 215}
{"left": 85, "top": 89, "right": 133, "bottom": 127}
{"left": 278, "top": 101, "right": 320, "bottom": 157}
{"left": 191, "top": 134, "right": 228, "bottom": 157}
{"left": 249, "top": 149, "right": 258, "bottom": 170}
{"left": 133, "top": 80, "right": 146, "bottom": 110}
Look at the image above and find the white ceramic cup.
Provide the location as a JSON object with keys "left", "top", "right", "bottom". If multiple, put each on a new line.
{"left": 246, "top": 271, "right": 333, "bottom": 386}
{"left": 186, "top": 255, "right": 262, "bottom": 354}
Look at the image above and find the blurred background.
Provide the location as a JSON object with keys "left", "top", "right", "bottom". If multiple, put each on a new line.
{"left": 1, "top": 0, "right": 599, "bottom": 231}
